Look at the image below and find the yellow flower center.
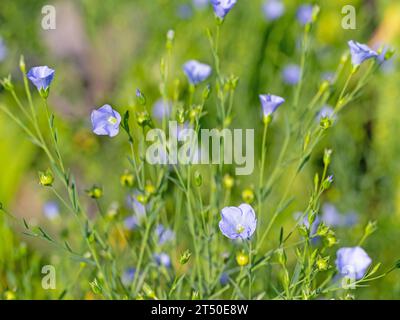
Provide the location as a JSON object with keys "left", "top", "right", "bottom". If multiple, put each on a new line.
{"left": 236, "top": 224, "right": 245, "bottom": 234}
{"left": 108, "top": 116, "right": 117, "bottom": 125}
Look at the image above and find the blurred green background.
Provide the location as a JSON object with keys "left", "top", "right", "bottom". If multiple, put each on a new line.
{"left": 0, "top": 0, "right": 400, "bottom": 299}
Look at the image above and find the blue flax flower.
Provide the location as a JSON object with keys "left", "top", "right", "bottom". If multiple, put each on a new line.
{"left": 156, "top": 224, "right": 175, "bottom": 245}
{"left": 336, "top": 246, "right": 372, "bottom": 280}
{"left": 259, "top": 94, "right": 285, "bottom": 118}
{"left": 211, "top": 0, "right": 237, "bottom": 19}
{"left": 296, "top": 4, "right": 313, "bottom": 25}
{"left": 183, "top": 60, "right": 212, "bottom": 85}
{"left": 348, "top": 40, "right": 378, "bottom": 67}
{"left": 121, "top": 268, "right": 136, "bottom": 286}
{"left": 0, "top": 37, "right": 7, "bottom": 61}
{"left": 152, "top": 99, "right": 172, "bottom": 121}
{"left": 27, "top": 66, "right": 55, "bottom": 92}
{"left": 43, "top": 201, "right": 60, "bottom": 220}
{"left": 154, "top": 252, "right": 171, "bottom": 268}
{"left": 317, "top": 105, "right": 336, "bottom": 122}
{"left": 91, "top": 104, "right": 121, "bottom": 138}
{"left": 219, "top": 204, "right": 257, "bottom": 240}
{"left": 263, "top": 0, "right": 285, "bottom": 21}
{"left": 282, "top": 64, "right": 301, "bottom": 85}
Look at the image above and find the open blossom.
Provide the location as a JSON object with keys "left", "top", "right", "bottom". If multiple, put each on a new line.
{"left": 336, "top": 246, "right": 372, "bottom": 280}
{"left": 156, "top": 224, "right": 175, "bottom": 245}
{"left": 282, "top": 64, "right": 301, "bottom": 85}
{"left": 43, "top": 201, "right": 60, "bottom": 220}
{"left": 211, "top": 0, "right": 237, "bottom": 19}
{"left": 121, "top": 268, "right": 136, "bottom": 286}
{"left": 27, "top": 66, "right": 55, "bottom": 91}
{"left": 322, "top": 203, "right": 358, "bottom": 227}
{"left": 259, "top": 94, "right": 285, "bottom": 118}
{"left": 152, "top": 99, "right": 172, "bottom": 121}
{"left": 183, "top": 60, "right": 212, "bottom": 85}
{"left": 154, "top": 253, "right": 171, "bottom": 268}
{"left": 317, "top": 105, "right": 336, "bottom": 122}
{"left": 219, "top": 204, "right": 257, "bottom": 240}
{"left": 348, "top": 40, "right": 378, "bottom": 67}
{"left": 91, "top": 104, "right": 121, "bottom": 137}
{"left": 296, "top": 4, "right": 313, "bottom": 25}
{"left": 263, "top": 0, "right": 285, "bottom": 21}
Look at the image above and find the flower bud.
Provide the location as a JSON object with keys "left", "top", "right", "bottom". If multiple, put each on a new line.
{"left": 120, "top": 171, "right": 134, "bottom": 187}
{"left": 39, "top": 169, "right": 54, "bottom": 187}
{"left": 323, "top": 149, "right": 333, "bottom": 166}
{"left": 179, "top": 249, "right": 192, "bottom": 265}
{"left": 136, "top": 89, "right": 146, "bottom": 106}
{"left": 223, "top": 174, "right": 234, "bottom": 189}
{"left": 202, "top": 84, "right": 211, "bottom": 101}
{"left": 316, "top": 256, "right": 329, "bottom": 271}
{"left": 86, "top": 185, "right": 103, "bottom": 199}
{"left": 194, "top": 171, "right": 203, "bottom": 187}
{"left": 322, "top": 175, "right": 334, "bottom": 190}
{"left": 242, "top": 188, "right": 254, "bottom": 204}
{"left": 1, "top": 75, "right": 14, "bottom": 91}
{"left": 236, "top": 251, "right": 249, "bottom": 267}
{"left": 145, "top": 182, "right": 156, "bottom": 195}
{"left": 19, "top": 55, "right": 26, "bottom": 73}
{"left": 136, "top": 111, "right": 151, "bottom": 128}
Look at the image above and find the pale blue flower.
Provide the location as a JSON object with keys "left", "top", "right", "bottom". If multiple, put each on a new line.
{"left": 152, "top": 99, "right": 172, "bottom": 121}
{"left": 259, "top": 94, "right": 285, "bottom": 118}
{"left": 282, "top": 64, "right": 301, "bottom": 85}
{"left": 183, "top": 60, "right": 212, "bottom": 85}
{"left": 124, "top": 215, "right": 138, "bottom": 230}
{"left": 296, "top": 4, "right": 313, "bottom": 25}
{"left": 43, "top": 201, "right": 60, "bottom": 220}
{"left": 263, "top": 0, "right": 285, "bottom": 21}
{"left": 219, "top": 204, "right": 257, "bottom": 240}
{"left": 121, "top": 268, "right": 136, "bottom": 286}
{"left": 91, "top": 104, "right": 121, "bottom": 137}
{"left": 154, "top": 252, "right": 171, "bottom": 268}
{"left": 317, "top": 105, "right": 336, "bottom": 122}
{"left": 322, "top": 203, "right": 358, "bottom": 227}
{"left": 156, "top": 224, "right": 175, "bottom": 245}
{"left": 27, "top": 66, "right": 55, "bottom": 91}
{"left": 336, "top": 247, "right": 372, "bottom": 280}
{"left": 211, "top": 0, "right": 237, "bottom": 19}
{"left": 0, "top": 37, "right": 7, "bottom": 62}
{"left": 348, "top": 40, "right": 378, "bottom": 67}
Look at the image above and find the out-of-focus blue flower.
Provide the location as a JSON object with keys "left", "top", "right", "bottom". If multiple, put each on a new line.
{"left": 259, "top": 94, "right": 285, "bottom": 118}
{"left": 348, "top": 40, "right": 378, "bottom": 67}
{"left": 336, "top": 246, "right": 372, "bottom": 280}
{"left": 178, "top": 4, "right": 193, "bottom": 19}
{"left": 211, "top": 0, "right": 237, "bottom": 19}
{"left": 183, "top": 60, "right": 212, "bottom": 85}
{"left": 154, "top": 252, "right": 171, "bottom": 268}
{"left": 91, "top": 104, "right": 121, "bottom": 138}
{"left": 43, "top": 201, "right": 60, "bottom": 220}
{"left": 0, "top": 37, "right": 7, "bottom": 62}
{"left": 321, "top": 71, "right": 335, "bottom": 83}
{"left": 219, "top": 204, "right": 257, "bottom": 240}
{"left": 124, "top": 215, "right": 138, "bottom": 230}
{"left": 121, "top": 267, "right": 136, "bottom": 286}
{"left": 27, "top": 66, "right": 55, "bottom": 91}
{"left": 193, "top": 0, "right": 209, "bottom": 10}
{"left": 156, "top": 224, "right": 175, "bottom": 245}
{"left": 296, "top": 4, "right": 313, "bottom": 25}
{"left": 126, "top": 191, "right": 146, "bottom": 217}
{"left": 152, "top": 99, "right": 172, "bottom": 121}
{"left": 322, "top": 203, "right": 358, "bottom": 228}
{"left": 220, "top": 273, "right": 229, "bottom": 285}
{"left": 317, "top": 105, "right": 336, "bottom": 122}
{"left": 263, "top": 0, "right": 285, "bottom": 21}
{"left": 282, "top": 64, "right": 301, "bottom": 85}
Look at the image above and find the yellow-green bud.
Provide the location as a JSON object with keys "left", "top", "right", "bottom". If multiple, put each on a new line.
{"left": 236, "top": 251, "right": 249, "bottom": 267}
{"left": 39, "top": 169, "right": 54, "bottom": 187}
{"left": 242, "top": 188, "right": 254, "bottom": 204}
{"left": 86, "top": 186, "right": 103, "bottom": 199}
